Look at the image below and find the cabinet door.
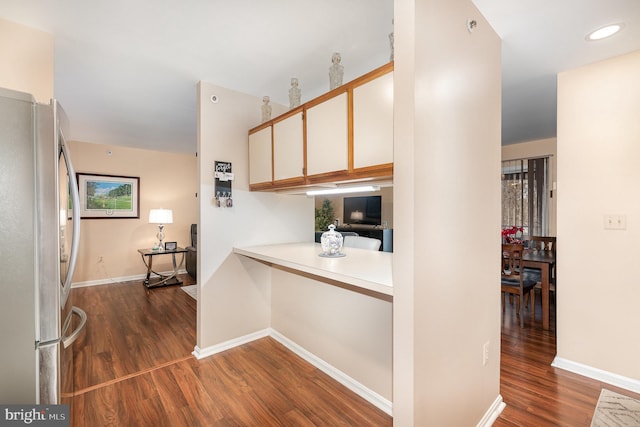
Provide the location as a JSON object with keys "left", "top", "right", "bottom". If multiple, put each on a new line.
{"left": 353, "top": 72, "right": 394, "bottom": 169}
{"left": 248, "top": 126, "right": 272, "bottom": 185}
{"left": 273, "top": 112, "right": 304, "bottom": 181}
{"left": 306, "top": 92, "right": 348, "bottom": 176}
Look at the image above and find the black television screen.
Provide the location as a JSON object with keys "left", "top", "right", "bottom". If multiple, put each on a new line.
{"left": 343, "top": 196, "right": 382, "bottom": 225}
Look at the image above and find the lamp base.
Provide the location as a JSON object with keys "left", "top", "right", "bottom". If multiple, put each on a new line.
{"left": 156, "top": 225, "right": 165, "bottom": 251}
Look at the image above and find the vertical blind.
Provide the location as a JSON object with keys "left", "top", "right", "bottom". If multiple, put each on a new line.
{"left": 501, "top": 157, "right": 548, "bottom": 236}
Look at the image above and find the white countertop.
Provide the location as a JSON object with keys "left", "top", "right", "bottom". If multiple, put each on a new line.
{"left": 233, "top": 242, "right": 393, "bottom": 296}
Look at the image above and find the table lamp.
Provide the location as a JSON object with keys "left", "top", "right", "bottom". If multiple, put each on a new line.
{"left": 149, "top": 208, "right": 173, "bottom": 250}
{"left": 350, "top": 210, "right": 364, "bottom": 222}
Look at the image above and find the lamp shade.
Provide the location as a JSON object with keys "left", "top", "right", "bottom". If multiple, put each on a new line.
{"left": 149, "top": 209, "right": 173, "bottom": 224}
{"left": 350, "top": 210, "right": 364, "bottom": 221}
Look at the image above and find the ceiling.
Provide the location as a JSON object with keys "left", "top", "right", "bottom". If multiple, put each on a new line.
{"left": 1, "top": 0, "right": 639, "bottom": 154}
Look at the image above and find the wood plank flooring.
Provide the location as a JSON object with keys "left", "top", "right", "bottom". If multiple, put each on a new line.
{"left": 72, "top": 274, "right": 197, "bottom": 392}
{"left": 495, "top": 295, "right": 640, "bottom": 426}
{"left": 72, "top": 277, "right": 640, "bottom": 426}
{"left": 71, "top": 275, "right": 391, "bottom": 426}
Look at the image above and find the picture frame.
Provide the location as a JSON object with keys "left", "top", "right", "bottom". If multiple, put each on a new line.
{"left": 76, "top": 173, "right": 140, "bottom": 219}
{"left": 164, "top": 241, "right": 177, "bottom": 251}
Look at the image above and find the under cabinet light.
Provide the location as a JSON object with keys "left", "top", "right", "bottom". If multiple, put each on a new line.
{"left": 306, "top": 185, "right": 379, "bottom": 196}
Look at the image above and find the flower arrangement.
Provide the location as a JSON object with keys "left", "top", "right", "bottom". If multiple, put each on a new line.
{"left": 502, "top": 226, "right": 524, "bottom": 244}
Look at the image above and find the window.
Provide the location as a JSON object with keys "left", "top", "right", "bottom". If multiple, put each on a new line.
{"left": 501, "top": 157, "right": 548, "bottom": 236}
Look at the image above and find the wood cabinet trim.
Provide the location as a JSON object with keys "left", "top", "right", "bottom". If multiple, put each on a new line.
{"left": 350, "top": 62, "right": 394, "bottom": 89}
{"left": 270, "top": 124, "right": 275, "bottom": 182}
{"left": 249, "top": 122, "right": 271, "bottom": 134}
{"left": 305, "top": 86, "right": 349, "bottom": 109}
{"left": 248, "top": 62, "right": 394, "bottom": 192}
{"left": 348, "top": 86, "right": 355, "bottom": 172}
{"left": 271, "top": 106, "right": 304, "bottom": 124}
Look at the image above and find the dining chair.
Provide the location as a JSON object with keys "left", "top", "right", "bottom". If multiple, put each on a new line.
{"left": 525, "top": 236, "right": 557, "bottom": 301}
{"left": 343, "top": 235, "right": 381, "bottom": 251}
{"left": 501, "top": 243, "right": 537, "bottom": 328}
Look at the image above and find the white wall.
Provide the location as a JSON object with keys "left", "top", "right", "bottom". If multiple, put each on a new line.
{"left": 196, "top": 82, "right": 313, "bottom": 349}
{"left": 271, "top": 269, "right": 392, "bottom": 401}
{"left": 394, "top": 0, "right": 502, "bottom": 425}
{"left": 556, "top": 51, "right": 640, "bottom": 386}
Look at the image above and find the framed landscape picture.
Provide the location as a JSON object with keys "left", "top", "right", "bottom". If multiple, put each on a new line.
{"left": 77, "top": 173, "right": 140, "bottom": 219}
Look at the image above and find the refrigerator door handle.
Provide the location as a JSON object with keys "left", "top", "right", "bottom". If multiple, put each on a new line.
{"left": 59, "top": 128, "right": 81, "bottom": 305}
{"left": 62, "top": 306, "right": 87, "bottom": 349}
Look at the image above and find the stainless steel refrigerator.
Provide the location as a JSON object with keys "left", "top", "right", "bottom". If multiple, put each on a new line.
{"left": 0, "top": 87, "right": 87, "bottom": 405}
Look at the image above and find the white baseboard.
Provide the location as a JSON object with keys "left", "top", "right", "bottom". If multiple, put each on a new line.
{"left": 269, "top": 329, "right": 393, "bottom": 416}
{"left": 552, "top": 357, "right": 640, "bottom": 394}
{"left": 192, "top": 328, "right": 393, "bottom": 416}
{"left": 72, "top": 269, "right": 188, "bottom": 288}
{"left": 192, "top": 329, "right": 270, "bottom": 360}
{"left": 476, "top": 395, "right": 506, "bottom": 427}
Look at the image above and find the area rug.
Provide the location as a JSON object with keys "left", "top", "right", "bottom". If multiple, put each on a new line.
{"left": 591, "top": 389, "right": 640, "bottom": 427}
{"left": 181, "top": 285, "right": 197, "bottom": 300}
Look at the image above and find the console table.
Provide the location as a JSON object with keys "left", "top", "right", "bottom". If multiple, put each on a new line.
{"left": 138, "top": 247, "right": 187, "bottom": 288}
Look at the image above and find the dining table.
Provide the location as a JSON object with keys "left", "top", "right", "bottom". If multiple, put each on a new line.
{"left": 522, "top": 249, "right": 556, "bottom": 330}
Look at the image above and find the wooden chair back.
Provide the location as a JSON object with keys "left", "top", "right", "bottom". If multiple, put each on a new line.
{"left": 502, "top": 243, "right": 525, "bottom": 281}
{"left": 501, "top": 243, "right": 537, "bottom": 327}
{"left": 527, "top": 236, "right": 556, "bottom": 253}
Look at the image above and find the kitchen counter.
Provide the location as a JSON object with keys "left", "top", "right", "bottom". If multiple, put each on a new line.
{"left": 233, "top": 242, "right": 393, "bottom": 297}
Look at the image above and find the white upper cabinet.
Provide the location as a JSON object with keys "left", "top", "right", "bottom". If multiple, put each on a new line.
{"left": 273, "top": 111, "right": 304, "bottom": 182}
{"left": 248, "top": 63, "right": 394, "bottom": 191}
{"left": 305, "top": 92, "right": 349, "bottom": 176}
{"left": 248, "top": 126, "right": 272, "bottom": 186}
{"left": 353, "top": 71, "right": 394, "bottom": 169}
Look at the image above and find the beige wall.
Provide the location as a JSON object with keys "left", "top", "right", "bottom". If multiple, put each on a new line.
{"left": 196, "top": 82, "right": 313, "bottom": 348}
{"left": 556, "top": 51, "right": 640, "bottom": 386}
{"left": 271, "top": 269, "right": 393, "bottom": 400}
{"left": 502, "top": 137, "right": 558, "bottom": 235}
{"left": 69, "top": 141, "right": 198, "bottom": 284}
{"left": 0, "top": 18, "right": 53, "bottom": 102}
{"left": 394, "top": 0, "right": 502, "bottom": 425}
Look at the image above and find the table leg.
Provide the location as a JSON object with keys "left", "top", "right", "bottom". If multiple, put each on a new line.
{"left": 542, "top": 265, "right": 550, "bottom": 330}
{"left": 172, "top": 253, "right": 178, "bottom": 277}
{"left": 138, "top": 250, "right": 185, "bottom": 288}
{"left": 140, "top": 253, "right": 153, "bottom": 286}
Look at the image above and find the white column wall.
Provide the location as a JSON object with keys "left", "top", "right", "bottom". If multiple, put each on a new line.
{"left": 394, "top": 0, "right": 503, "bottom": 425}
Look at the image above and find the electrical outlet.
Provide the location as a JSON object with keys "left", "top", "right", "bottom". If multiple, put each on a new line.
{"left": 483, "top": 342, "right": 490, "bottom": 366}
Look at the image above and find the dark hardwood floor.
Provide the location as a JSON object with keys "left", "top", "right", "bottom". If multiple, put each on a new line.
{"left": 495, "top": 294, "right": 640, "bottom": 426}
{"left": 71, "top": 275, "right": 391, "bottom": 426}
{"left": 72, "top": 277, "right": 640, "bottom": 426}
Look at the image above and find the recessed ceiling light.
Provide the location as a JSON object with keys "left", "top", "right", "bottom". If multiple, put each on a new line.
{"left": 587, "top": 23, "right": 624, "bottom": 41}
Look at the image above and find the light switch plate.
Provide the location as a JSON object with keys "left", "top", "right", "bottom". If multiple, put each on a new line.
{"left": 604, "top": 214, "right": 626, "bottom": 230}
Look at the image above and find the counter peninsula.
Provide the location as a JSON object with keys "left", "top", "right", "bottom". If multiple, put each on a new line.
{"left": 233, "top": 242, "right": 392, "bottom": 297}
